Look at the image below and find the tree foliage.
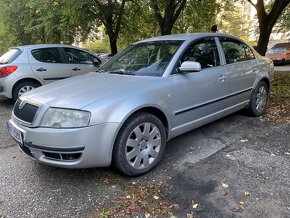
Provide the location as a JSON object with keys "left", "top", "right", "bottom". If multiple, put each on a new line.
{"left": 151, "top": 0, "right": 187, "bottom": 35}
{"left": 89, "top": 0, "right": 128, "bottom": 55}
{"left": 0, "top": 0, "right": 92, "bottom": 51}
{"left": 174, "top": 0, "right": 220, "bottom": 33}
{"left": 0, "top": 0, "right": 289, "bottom": 55}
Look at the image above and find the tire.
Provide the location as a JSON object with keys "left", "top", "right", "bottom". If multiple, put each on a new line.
{"left": 247, "top": 81, "right": 269, "bottom": 117}
{"left": 281, "top": 59, "right": 285, "bottom": 66}
{"left": 13, "top": 81, "right": 41, "bottom": 102}
{"left": 113, "top": 112, "right": 166, "bottom": 176}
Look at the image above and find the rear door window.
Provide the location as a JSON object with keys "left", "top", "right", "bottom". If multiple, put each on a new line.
{"left": 0, "top": 48, "right": 22, "bottom": 64}
{"left": 31, "top": 48, "right": 63, "bottom": 63}
{"left": 220, "top": 38, "right": 256, "bottom": 64}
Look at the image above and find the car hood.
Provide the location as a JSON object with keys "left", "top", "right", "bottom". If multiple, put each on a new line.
{"left": 22, "top": 72, "right": 157, "bottom": 109}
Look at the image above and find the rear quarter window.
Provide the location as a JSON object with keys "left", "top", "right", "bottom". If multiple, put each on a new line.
{"left": 0, "top": 48, "right": 22, "bottom": 64}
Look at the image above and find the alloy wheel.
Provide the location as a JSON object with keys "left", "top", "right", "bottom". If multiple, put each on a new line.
{"left": 125, "top": 122, "right": 161, "bottom": 169}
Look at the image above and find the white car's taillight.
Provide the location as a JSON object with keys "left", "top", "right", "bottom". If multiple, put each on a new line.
{"left": 0, "top": 66, "right": 18, "bottom": 78}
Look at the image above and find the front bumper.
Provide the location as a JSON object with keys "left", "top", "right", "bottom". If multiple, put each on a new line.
{"left": 272, "top": 60, "right": 284, "bottom": 65}
{"left": 8, "top": 119, "right": 121, "bottom": 168}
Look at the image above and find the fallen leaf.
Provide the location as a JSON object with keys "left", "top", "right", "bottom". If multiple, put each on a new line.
{"left": 244, "top": 191, "right": 250, "bottom": 196}
{"left": 240, "top": 139, "right": 248, "bottom": 143}
{"left": 145, "top": 213, "right": 151, "bottom": 218}
{"left": 284, "top": 152, "right": 290, "bottom": 155}
{"left": 126, "top": 195, "right": 131, "bottom": 199}
{"left": 239, "top": 201, "right": 245, "bottom": 205}
{"left": 221, "top": 182, "right": 229, "bottom": 188}
{"left": 270, "top": 153, "right": 276, "bottom": 156}
{"left": 153, "top": 195, "right": 159, "bottom": 200}
{"left": 226, "top": 154, "right": 231, "bottom": 157}
{"left": 186, "top": 213, "right": 194, "bottom": 218}
{"left": 192, "top": 203, "right": 199, "bottom": 209}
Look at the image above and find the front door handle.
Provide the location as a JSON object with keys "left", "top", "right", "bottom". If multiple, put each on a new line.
{"left": 36, "top": 67, "right": 47, "bottom": 72}
{"left": 72, "top": 67, "right": 81, "bottom": 71}
{"left": 218, "top": 75, "right": 227, "bottom": 82}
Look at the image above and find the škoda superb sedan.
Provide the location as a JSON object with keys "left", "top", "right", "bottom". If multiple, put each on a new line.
{"left": 7, "top": 33, "right": 273, "bottom": 176}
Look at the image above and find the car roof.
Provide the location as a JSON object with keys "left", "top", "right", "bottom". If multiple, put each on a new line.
{"left": 11, "top": 44, "right": 85, "bottom": 50}
{"left": 9, "top": 44, "right": 98, "bottom": 57}
{"left": 272, "top": 42, "right": 290, "bottom": 48}
{"left": 140, "top": 33, "right": 241, "bottom": 43}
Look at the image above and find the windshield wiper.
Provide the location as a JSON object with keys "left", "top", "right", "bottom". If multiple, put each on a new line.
{"left": 108, "top": 69, "right": 135, "bottom": 75}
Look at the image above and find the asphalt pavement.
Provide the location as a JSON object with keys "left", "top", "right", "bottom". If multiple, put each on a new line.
{"left": 274, "top": 63, "right": 290, "bottom": 72}
{"left": 0, "top": 98, "right": 289, "bottom": 217}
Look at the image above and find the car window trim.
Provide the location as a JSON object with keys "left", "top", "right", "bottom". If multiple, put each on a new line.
{"left": 170, "top": 36, "right": 222, "bottom": 75}
{"left": 218, "top": 36, "right": 257, "bottom": 65}
{"left": 62, "top": 47, "right": 95, "bottom": 65}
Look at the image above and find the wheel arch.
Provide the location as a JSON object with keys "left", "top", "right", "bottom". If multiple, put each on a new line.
{"left": 117, "top": 106, "right": 170, "bottom": 141}
{"left": 12, "top": 78, "right": 42, "bottom": 93}
{"left": 12, "top": 78, "right": 42, "bottom": 100}
{"left": 259, "top": 77, "right": 270, "bottom": 90}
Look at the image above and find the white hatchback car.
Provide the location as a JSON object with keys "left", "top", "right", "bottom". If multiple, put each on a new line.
{"left": 0, "top": 44, "right": 104, "bottom": 101}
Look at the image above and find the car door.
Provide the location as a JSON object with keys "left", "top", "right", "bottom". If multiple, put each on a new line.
{"left": 28, "top": 47, "right": 72, "bottom": 84}
{"left": 62, "top": 47, "right": 100, "bottom": 76}
{"left": 219, "top": 37, "right": 257, "bottom": 108}
{"left": 172, "top": 37, "right": 228, "bottom": 134}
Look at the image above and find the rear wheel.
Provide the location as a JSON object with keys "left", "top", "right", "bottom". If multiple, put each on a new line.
{"left": 13, "top": 81, "right": 41, "bottom": 102}
{"left": 113, "top": 112, "right": 166, "bottom": 176}
{"left": 247, "top": 81, "right": 269, "bottom": 117}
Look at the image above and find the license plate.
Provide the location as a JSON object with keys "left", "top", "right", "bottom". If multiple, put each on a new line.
{"left": 7, "top": 121, "right": 23, "bottom": 145}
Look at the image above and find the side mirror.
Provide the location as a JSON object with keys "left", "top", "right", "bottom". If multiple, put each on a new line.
{"left": 178, "top": 61, "right": 201, "bottom": 73}
{"left": 92, "top": 57, "right": 101, "bottom": 67}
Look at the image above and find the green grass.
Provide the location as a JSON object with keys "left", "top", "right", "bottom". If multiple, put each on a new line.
{"left": 270, "top": 72, "right": 290, "bottom": 106}
{"left": 265, "top": 72, "right": 290, "bottom": 123}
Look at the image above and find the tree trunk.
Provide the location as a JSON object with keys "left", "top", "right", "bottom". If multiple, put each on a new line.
{"left": 152, "top": 0, "right": 187, "bottom": 36}
{"left": 256, "top": 23, "right": 272, "bottom": 55}
{"left": 161, "top": 22, "right": 174, "bottom": 35}
{"left": 109, "top": 36, "right": 118, "bottom": 55}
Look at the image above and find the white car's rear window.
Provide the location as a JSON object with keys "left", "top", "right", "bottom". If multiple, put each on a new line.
{"left": 0, "top": 48, "right": 22, "bottom": 64}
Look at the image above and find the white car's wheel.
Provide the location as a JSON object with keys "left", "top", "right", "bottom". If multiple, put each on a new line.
{"left": 113, "top": 112, "right": 166, "bottom": 176}
{"left": 13, "top": 81, "right": 40, "bottom": 102}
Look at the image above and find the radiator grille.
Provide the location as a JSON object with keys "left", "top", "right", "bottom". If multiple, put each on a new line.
{"left": 13, "top": 99, "right": 39, "bottom": 123}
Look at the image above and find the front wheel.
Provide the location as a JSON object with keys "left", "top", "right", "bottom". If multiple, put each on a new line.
{"left": 247, "top": 81, "right": 269, "bottom": 117}
{"left": 113, "top": 112, "right": 166, "bottom": 176}
{"left": 13, "top": 81, "right": 41, "bottom": 102}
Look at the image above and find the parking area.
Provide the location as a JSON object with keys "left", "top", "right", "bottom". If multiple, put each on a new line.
{"left": 0, "top": 98, "right": 289, "bottom": 217}
{"left": 274, "top": 63, "right": 290, "bottom": 72}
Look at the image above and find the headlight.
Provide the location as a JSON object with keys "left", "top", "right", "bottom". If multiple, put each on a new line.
{"left": 40, "top": 108, "right": 91, "bottom": 128}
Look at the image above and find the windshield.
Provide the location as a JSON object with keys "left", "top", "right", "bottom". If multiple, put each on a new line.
{"left": 267, "top": 48, "right": 286, "bottom": 55}
{"left": 100, "top": 40, "right": 184, "bottom": 77}
{"left": 0, "top": 48, "right": 22, "bottom": 64}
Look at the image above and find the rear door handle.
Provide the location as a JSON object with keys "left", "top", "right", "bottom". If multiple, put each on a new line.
{"left": 72, "top": 67, "right": 81, "bottom": 71}
{"left": 36, "top": 67, "right": 47, "bottom": 72}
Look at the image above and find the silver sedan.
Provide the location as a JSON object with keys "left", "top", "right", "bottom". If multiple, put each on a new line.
{"left": 7, "top": 33, "right": 274, "bottom": 176}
